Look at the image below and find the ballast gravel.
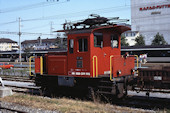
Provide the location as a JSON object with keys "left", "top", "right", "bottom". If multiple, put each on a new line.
{"left": 0, "top": 101, "right": 59, "bottom": 113}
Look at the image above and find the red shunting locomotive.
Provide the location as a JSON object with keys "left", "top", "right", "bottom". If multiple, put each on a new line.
{"left": 33, "top": 15, "right": 136, "bottom": 98}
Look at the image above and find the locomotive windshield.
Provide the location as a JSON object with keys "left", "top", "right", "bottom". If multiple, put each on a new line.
{"left": 111, "top": 34, "right": 119, "bottom": 48}
{"left": 78, "top": 38, "right": 88, "bottom": 52}
{"left": 94, "top": 33, "right": 103, "bottom": 47}
{"left": 69, "top": 39, "right": 74, "bottom": 53}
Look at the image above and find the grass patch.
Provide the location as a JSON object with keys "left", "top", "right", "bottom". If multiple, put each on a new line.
{"left": 0, "top": 93, "right": 153, "bottom": 113}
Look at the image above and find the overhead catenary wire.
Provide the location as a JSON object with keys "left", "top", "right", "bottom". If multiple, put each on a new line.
{"left": 0, "top": 1, "right": 169, "bottom": 37}
{"left": 0, "top": 31, "right": 56, "bottom": 36}
{"left": 0, "top": 5, "right": 130, "bottom": 26}
{"left": 0, "top": 0, "right": 168, "bottom": 14}
{"left": 0, "top": 20, "right": 18, "bottom": 26}
{"left": 1, "top": 12, "right": 169, "bottom": 27}
{"left": 0, "top": 0, "right": 69, "bottom": 13}
{"left": 22, "top": 24, "right": 50, "bottom": 31}
{"left": 10, "top": 2, "right": 170, "bottom": 23}
{"left": 1, "top": 1, "right": 169, "bottom": 24}
{"left": 22, "top": 5, "right": 131, "bottom": 21}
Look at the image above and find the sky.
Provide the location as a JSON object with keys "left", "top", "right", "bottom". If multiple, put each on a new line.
{"left": 0, "top": 0, "right": 131, "bottom": 43}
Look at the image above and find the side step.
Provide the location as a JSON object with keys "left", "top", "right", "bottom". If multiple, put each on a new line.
{"left": 97, "top": 77, "right": 117, "bottom": 95}
{"left": 96, "top": 76, "right": 128, "bottom": 98}
{"left": 97, "top": 91, "right": 114, "bottom": 95}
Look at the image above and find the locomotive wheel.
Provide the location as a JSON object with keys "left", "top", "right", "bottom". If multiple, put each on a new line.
{"left": 46, "top": 87, "right": 57, "bottom": 97}
{"left": 39, "top": 87, "right": 46, "bottom": 96}
{"left": 117, "top": 83, "right": 127, "bottom": 98}
{"left": 88, "top": 87, "right": 98, "bottom": 102}
{"left": 146, "top": 92, "right": 150, "bottom": 97}
{"left": 40, "top": 86, "right": 55, "bottom": 97}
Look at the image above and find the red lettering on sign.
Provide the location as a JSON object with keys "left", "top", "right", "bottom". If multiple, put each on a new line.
{"left": 139, "top": 8, "right": 143, "bottom": 11}
{"left": 161, "top": 5, "right": 164, "bottom": 8}
{"left": 139, "top": 4, "right": 170, "bottom": 11}
{"left": 165, "top": 5, "right": 168, "bottom": 8}
{"left": 143, "top": 7, "right": 147, "bottom": 10}
{"left": 149, "top": 6, "right": 152, "bottom": 10}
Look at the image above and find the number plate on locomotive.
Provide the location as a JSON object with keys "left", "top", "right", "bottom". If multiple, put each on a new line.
{"left": 154, "top": 76, "right": 162, "bottom": 80}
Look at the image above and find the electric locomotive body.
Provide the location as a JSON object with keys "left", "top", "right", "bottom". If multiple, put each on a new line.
{"left": 33, "top": 16, "right": 136, "bottom": 97}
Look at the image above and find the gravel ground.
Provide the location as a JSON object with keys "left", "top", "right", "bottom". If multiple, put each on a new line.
{"left": 0, "top": 100, "right": 156, "bottom": 113}
{"left": 0, "top": 101, "right": 59, "bottom": 113}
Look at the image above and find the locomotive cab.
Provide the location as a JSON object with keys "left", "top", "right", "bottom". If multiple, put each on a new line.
{"left": 66, "top": 25, "right": 134, "bottom": 79}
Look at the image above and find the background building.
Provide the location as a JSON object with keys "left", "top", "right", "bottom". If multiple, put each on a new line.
{"left": 0, "top": 38, "right": 18, "bottom": 51}
{"left": 122, "top": 25, "right": 139, "bottom": 46}
{"left": 123, "top": 30, "right": 139, "bottom": 46}
{"left": 131, "top": 0, "right": 170, "bottom": 45}
{"left": 21, "top": 37, "right": 67, "bottom": 50}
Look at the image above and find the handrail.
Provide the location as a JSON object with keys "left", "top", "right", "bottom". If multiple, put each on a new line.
{"left": 92, "top": 56, "right": 98, "bottom": 78}
{"left": 110, "top": 55, "right": 114, "bottom": 81}
{"left": 132, "top": 55, "right": 138, "bottom": 74}
{"left": 129, "top": 55, "right": 139, "bottom": 74}
{"left": 29, "top": 56, "right": 35, "bottom": 76}
{"left": 29, "top": 56, "right": 43, "bottom": 76}
{"left": 40, "top": 56, "right": 43, "bottom": 75}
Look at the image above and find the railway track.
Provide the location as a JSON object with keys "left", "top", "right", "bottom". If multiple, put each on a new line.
{"left": 1, "top": 76, "right": 40, "bottom": 95}
{"left": 0, "top": 106, "right": 27, "bottom": 113}
{"left": 97, "top": 93, "right": 170, "bottom": 111}
{"left": 1, "top": 77, "right": 169, "bottom": 111}
{"left": 5, "top": 85, "right": 41, "bottom": 95}
{"left": 117, "top": 96, "right": 170, "bottom": 110}
{"left": 1, "top": 76, "right": 34, "bottom": 83}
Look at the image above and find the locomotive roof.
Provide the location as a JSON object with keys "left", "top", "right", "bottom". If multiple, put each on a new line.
{"left": 57, "top": 24, "right": 131, "bottom": 35}
{"left": 56, "top": 15, "right": 130, "bottom": 35}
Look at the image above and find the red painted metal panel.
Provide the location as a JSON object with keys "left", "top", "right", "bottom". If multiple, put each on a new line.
{"left": 47, "top": 55, "right": 67, "bottom": 75}
{"left": 35, "top": 57, "right": 41, "bottom": 74}
{"left": 112, "top": 56, "right": 134, "bottom": 77}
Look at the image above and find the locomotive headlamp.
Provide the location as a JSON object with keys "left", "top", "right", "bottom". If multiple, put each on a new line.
{"left": 117, "top": 70, "right": 121, "bottom": 75}
{"left": 131, "top": 69, "right": 135, "bottom": 75}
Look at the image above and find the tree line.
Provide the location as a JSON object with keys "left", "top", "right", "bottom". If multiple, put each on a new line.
{"left": 121, "top": 32, "right": 168, "bottom": 46}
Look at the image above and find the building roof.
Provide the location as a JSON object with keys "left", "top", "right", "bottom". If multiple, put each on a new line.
{"left": 21, "top": 38, "right": 58, "bottom": 44}
{"left": 0, "top": 38, "right": 17, "bottom": 43}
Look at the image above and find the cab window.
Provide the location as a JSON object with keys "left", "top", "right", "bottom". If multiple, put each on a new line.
{"left": 78, "top": 38, "right": 88, "bottom": 52}
{"left": 69, "top": 39, "right": 74, "bottom": 53}
{"left": 111, "top": 34, "right": 119, "bottom": 48}
{"left": 94, "top": 33, "right": 103, "bottom": 47}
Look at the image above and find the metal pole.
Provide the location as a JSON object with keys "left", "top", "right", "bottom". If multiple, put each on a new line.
{"left": 50, "top": 21, "right": 54, "bottom": 36}
{"left": 19, "top": 17, "right": 22, "bottom": 65}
